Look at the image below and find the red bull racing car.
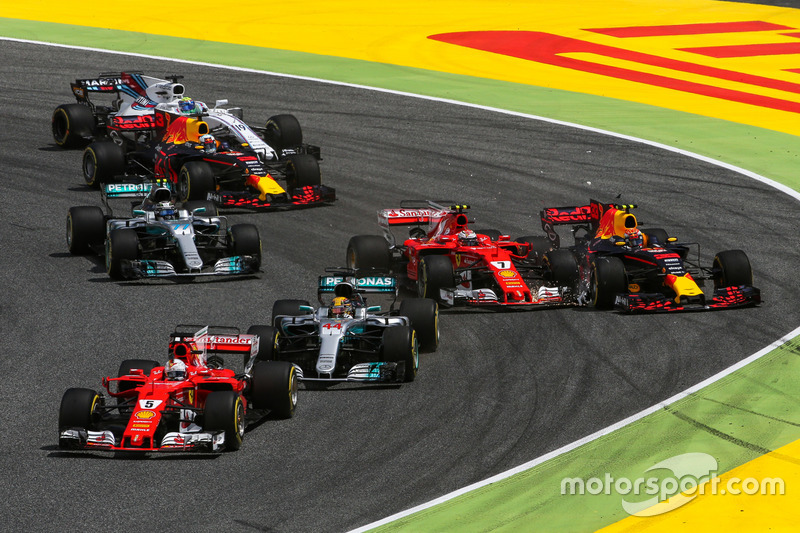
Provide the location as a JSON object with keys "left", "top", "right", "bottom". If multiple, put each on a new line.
{"left": 58, "top": 325, "right": 297, "bottom": 453}
{"left": 539, "top": 199, "right": 761, "bottom": 312}
{"left": 345, "top": 202, "right": 579, "bottom": 308}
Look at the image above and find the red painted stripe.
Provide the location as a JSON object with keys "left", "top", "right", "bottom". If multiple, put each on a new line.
{"left": 586, "top": 21, "right": 793, "bottom": 38}
{"left": 680, "top": 41, "right": 800, "bottom": 58}
{"left": 428, "top": 31, "right": 800, "bottom": 114}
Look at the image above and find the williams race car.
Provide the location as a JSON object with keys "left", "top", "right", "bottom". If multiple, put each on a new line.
{"left": 66, "top": 182, "right": 261, "bottom": 280}
{"left": 252, "top": 269, "right": 439, "bottom": 384}
{"left": 345, "top": 202, "right": 579, "bottom": 308}
{"left": 539, "top": 199, "right": 761, "bottom": 312}
{"left": 58, "top": 325, "right": 298, "bottom": 453}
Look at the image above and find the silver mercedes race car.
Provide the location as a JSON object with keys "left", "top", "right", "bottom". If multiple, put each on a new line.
{"left": 66, "top": 183, "right": 261, "bottom": 280}
{"left": 250, "top": 269, "right": 439, "bottom": 385}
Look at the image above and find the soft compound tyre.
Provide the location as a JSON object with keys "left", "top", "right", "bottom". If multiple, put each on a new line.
{"left": 204, "top": 391, "right": 246, "bottom": 451}
{"left": 271, "top": 299, "right": 312, "bottom": 327}
{"left": 58, "top": 388, "right": 102, "bottom": 449}
{"left": 382, "top": 326, "right": 418, "bottom": 383}
{"left": 346, "top": 235, "right": 391, "bottom": 272}
{"left": 474, "top": 228, "right": 501, "bottom": 241}
{"left": 182, "top": 200, "right": 218, "bottom": 217}
{"left": 516, "top": 235, "right": 554, "bottom": 263}
{"left": 417, "top": 255, "right": 454, "bottom": 300}
{"left": 105, "top": 228, "right": 140, "bottom": 280}
{"left": 285, "top": 154, "right": 321, "bottom": 192}
{"left": 399, "top": 298, "right": 439, "bottom": 353}
{"left": 178, "top": 161, "right": 215, "bottom": 202}
{"left": 248, "top": 361, "right": 298, "bottom": 418}
{"left": 52, "top": 104, "right": 95, "bottom": 148}
{"left": 264, "top": 114, "right": 303, "bottom": 150}
{"left": 83, "top": 141, "right": 126, "bottom": 187}
{"left": 66, "top": 206, "right": 105, "bottom": 255}
{"left": 544, "top": 249, "right": 579, "bottom": 286}
{"left": 713, "top": 249, "right": 753, "bottom": 288}
{"left": 228, "top": 224, "right": 262, "bottom": 267}
{"left": 644, "top": 228, "right": 669, "bottom": 247}
{"left": 590, "top": 256, "right": 627, "bottom": 309}
{"left": 246, "top": 325, "right": 279, "bottom": 362}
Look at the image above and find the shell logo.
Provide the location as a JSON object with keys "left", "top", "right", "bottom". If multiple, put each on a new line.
{"left": 629, "top": 283, "right": 641, "bottom": 293}
{"left": 135, "top": 410, "right": 157, "bottom": 420}
{"left": 498, "top": 270, "right": 517, "bottom": 278}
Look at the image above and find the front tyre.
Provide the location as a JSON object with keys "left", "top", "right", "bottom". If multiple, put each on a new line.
{"left": 246, "top": 325, "right": 278, "bottom": 362}
{"left": 713, "top": 250, "right": 753, "bottom": 288}
{"left": 204, "top": 391, "right": 246, "bottom": 452}
{"left": 228, "top": 224, "right": 262, "bottom": 268}
{"left": 590, "top": 256, "right": 627, "bottom": 309}
{"left": 67, "top": 206, "right": 105, "bottom": 254}
{"left": 83, "top": 141, "right": 125, "bottom": 187}
{"left": 58, "top": 388, "right": 102, "bottom": 448}
{"left": 399, "top": 298, "right": 439, "bottom": 353}
{"left": 106, "top": 228, "right": 140, "bottom": 280}
{"left": 264, "top": 114, "right": 303, "bottom": 150}
{"left": 382, "top": 326, "right": 418, "bottom": 383}
{"left": 417, "top": 255, "right": 454, "bottom": 301}
{"left": 285, "top": 154, "right": 321, "bottom": 193}
{"left": 249, "top": 361, "right": 298, "bottom": 418}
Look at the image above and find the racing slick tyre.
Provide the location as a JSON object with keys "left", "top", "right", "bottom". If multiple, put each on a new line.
{"left": 204, "top": 391, "right": 246, "bottom": 452}
{"left": 399, "top": 298, "right": 439, "bottom": 353}
{"left": 52, "top": 104, "right": 95, "bottom": 149}
{"left": 264, "top": 114, "right": 303, "bottom": 150}
{"left": 246, "top": 325, "right": 278, "bottom": 362}
{"left": 285, "top": 154, "right": 321, "bottom": 193}
{"left": 417, "top": 255, "right": 454, "bottom": 301}
{"left": 713, "top": 250, "right": 753, "bottom": 288}
{"left": 58, "top": 388, "right": 102, "bottom": 449}
{"left": 590, "top": 256, "right": 627, "bottom": 309}
{"left": 248, "top": 361, "right": 298, "bottom": 418}
{"left": 643, "top": 228, "right": 669, "bottom": 247}
{"left": 106, "top": 228, "right": 140, "bottom": 280}
{"left": 66, "top": 206, "right": 105, "bottom": 255}
{"left": 346, "top": 235, "right": 391, "bottom": 272}
{"left": 228, "top": 224, "right": 262, "bottom": 268}
{"left": 182, "top": 200, "right": 218, "bottom": 217}
{"left": 178, "top": 161, "right": 216, "bottom": 202}
{"left": 516, "top": 235, "right": 554, "bottom": 264}
{"left": 271, "top": 299, "right": 312, "bottom": 327}
{"left": 382, "top": 326, "right": 418, "bottom": 383}
{"left": 83, "top": 141, "right": 126, "bottom": 188}
{"left": 474, "top": 229, "right": 501, "bottom": 241}
{"left": 544, "top": 249, "right": 579, "bottom": 286}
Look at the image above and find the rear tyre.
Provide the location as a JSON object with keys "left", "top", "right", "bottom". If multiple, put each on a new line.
{"left": 713, "top": 250, "right": 753, "bottom": 288}
{"left": 106, "top": 228, "right": 139, "bottom": 280}
{"left": 271, "top": 299, "right": 312, "bottom": 327}
{"left": 117, "top": 359, "right": 160, "bottom": 393}
{"left": 83, "top": 141, "right": 125, "bottom": 187}
{"left": 590, "top": 256, "right": 627, "bottom": 309}
{"left": 228, "top": 224, "right": 262, "bottom": 267}
{"left": 544, "top": 249, "right": 579, "bottom": 286}
{"left": 249, "top": 361, "right": 298, "bottom": 418}
{"left": 417, "top": 255, "right": 454, "bottom": 300}
{"left": 346, "top": 235, "right": 391, "bottom": 272}
{"left": 182, "top": 200, "right": 218, "bottom": 217}
{"left": 178, "top": 161, "right": 215, "bottom": 202}
{"left": 516, "top": 236, "right": 554, "bottom": 263}
{"left": 246, "top": 325, "right": 278, "bottom": 362}
{"left": 285, "top": 154, "right": 321, "bottom": 193}
{"left": 204, "top": 391, "right": 245, "bottom": 451}
{"left": 474, "top": 228, "right": 501, "bottom": 241}
{"left": 59, "top": 388, "right": 102, "bottom": 448}
{"left": 382, "top": 326, "right": 418, "bottom": 382}
{"left": 264, "top": 114, "right": 303, "bottom": 150}
{"left": 67, "top": 206, "right": 105, "bottom": 254}
{"left": 52, "top": 104, "right": 94, "bottom": 148}
{"left": 399, "top": 298, "right": 439, "bottom": 353}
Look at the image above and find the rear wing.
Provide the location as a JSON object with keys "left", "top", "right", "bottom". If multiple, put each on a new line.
{"left": 103, "top": 182, "right": 156, "bottom": 199}
{"left": 70, "top": 75, "right": 126, "bottom": 102}
{"left": 169, "top": 325, "right": 260, "bottom": 365}
{"left": 540, "top": 199, "right": 612, "bottom": 247}
{"left": 318, "top": 272, "right": 398, "bottom": 294}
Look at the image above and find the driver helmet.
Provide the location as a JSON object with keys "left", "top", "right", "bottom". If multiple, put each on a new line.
{"left": 177, "top": 96, "right": 197, "bottom": 115}
{"left": 457, "top": 229, "right": 479, "bottom": 247}
{"left": 165, "top": 359, "right": 187, "bottom": 381}
{"left": 329, "top": 296, "right": 353, "bottom": 319}
{"left": 624, "top": 228, "right": 644, "bottom": 248}
{"left": 156, "top": 200, "right": 176, "bottom": 219}
{"left": 199, "top": 134, "right": 216, "bottom": 154}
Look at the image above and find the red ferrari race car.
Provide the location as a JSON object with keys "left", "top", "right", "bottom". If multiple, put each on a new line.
{"left": 539, "top": 199, "right": 761, "bottom": 313}
{"left": 345, "top": 202, "right": 579, "bottom": 308}
{"left": 58, "top": 325, "right": 297, "bottom": 453}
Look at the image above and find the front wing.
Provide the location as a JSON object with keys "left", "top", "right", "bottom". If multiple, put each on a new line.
{"left": 209, "top": 184, "right": 335, "bottom": 210}
{"left": 439, "top": 285, "right": 576, "bottom": 308}
{"left": 59, "top": 428, "right": 226, "bottom": 452}
{"left": 120, "top": 255, "right": 259, "bottom": 279}
{"left": 614, "top": 285, "right": 761, "bottom": 313}
{"left": 293, "top": 362, "right": 408, "bottom": 383}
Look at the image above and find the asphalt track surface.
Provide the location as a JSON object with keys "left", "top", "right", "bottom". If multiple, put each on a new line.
{"left": 2, "top": 40, "right": 800, "bottom": 532}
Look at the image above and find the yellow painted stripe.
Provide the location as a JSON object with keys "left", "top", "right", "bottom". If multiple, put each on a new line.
{"left": 6, "top": 1, "right": 800, "bottom": 135}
